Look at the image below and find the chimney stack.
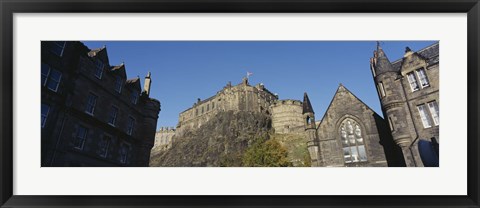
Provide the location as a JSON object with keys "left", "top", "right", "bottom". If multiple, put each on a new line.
{"left": 143, "top": 71, "right": 152, "bottom": 97}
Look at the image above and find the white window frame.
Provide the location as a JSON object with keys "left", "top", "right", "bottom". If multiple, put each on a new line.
{"left": 108, "top": 106, "right": 119, "bottom": 126}
{"left": 85, "top": 93, "right": 97, "bottom": 115}
{"left": 74, "top": 125, "right": 88, "bottom": 150}
{"left": 41, "top": 63, "right": 62, "bottom": 92}
{"left": 427, "top": 101, "right": 439, "bottom": 126}
{"left": 407, "top": 72, "right": 420, "bottom": 92}
{"left": 41, "top": 104, "right": 50, "bottom": 128}
{"left": 127, "top": 116, "right": 135, "bottom": 135}
{"left": 378, "top": 82, "right": 386, "bottom": 97}
{"left": 415, "top": 68, "right": 430, "bottom": 88}
{"left": 417, "top": 104, "right": 433, "bottom": 128}
{"left": 94, "top": 59, "right": 104, "bottom": 79}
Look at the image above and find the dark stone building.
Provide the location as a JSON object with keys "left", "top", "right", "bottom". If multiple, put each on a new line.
{"left": 305, "top": 86, "right": 404, "bottom": 167}
{"left": 370, "top": 42, "right": 439, "bottom": 167}
{"left": 41, "top": 41, "right": 161, "bottom": 167}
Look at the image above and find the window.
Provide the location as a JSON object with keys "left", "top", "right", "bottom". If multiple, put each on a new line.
{"left": 114, "top": 77, "right": 123, "bottom": 93}
{"left": 416, "top": 68, "right": 430, "bottom": 88}
{"left": 207, "top": 104, "right": 210, "bottom": 111}
{"left": 119, "top": 142, "right": 131, "bottom": 164}
{"left": 41, "top": 104, "right": 50, "bottom": 128}
{"left": 94, "top": 59, "right": 104, "bottom": 79}
{"left": 202, "top": 107, "right": 204, "bottom": 114}
{"left": 131, "top": 91, "right": 138, "bottom": 104}
{"left": 85, "top": 93, "right": 97, "bottom": 115}
{"left": 378, "top": 82, "right": 386, "bottom": 97}
{"left": 99, "top": 135, "right": 111, "bottom": 158}
{"left": 108, "top": 106, "right": 119, "bottom": 126}
{"left": 195, "top": 109, "right": 198, "bottom": 116}
{"left": 127, "top": 116, "right": 135, "bottom": 135}
{"left": 41, "top": 63, "right": 62, "bottom": 92}
{"left": 212, "top": 102, "right": 215, "bottom": 109}
{"left": 74, "top": 125, "right": 88, "bottom": 150}
{"left": 340, "top": 118, "right": 367, "bottom": 164}
{"left": 427, "top": 101, "right": 439, "bottom": 126}
{"left": 388, "top": 116, "right": 395, "bottom": 131}
{"left": 418, "top": 104, "right": 433, "bottom": 128}
{"left": 51, "top": 41, "right": 66, "bottom": 57}
{"left": 407, "top": 72, "right": 419, "bottom": 92}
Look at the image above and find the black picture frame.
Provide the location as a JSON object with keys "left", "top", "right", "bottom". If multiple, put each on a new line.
{"left": 1, "top": 0, "right": 479, "bottom": 207}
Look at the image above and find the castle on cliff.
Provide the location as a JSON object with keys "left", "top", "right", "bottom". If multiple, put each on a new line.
{"left": 153, "top": 42, "right": 439, "bottom": 167}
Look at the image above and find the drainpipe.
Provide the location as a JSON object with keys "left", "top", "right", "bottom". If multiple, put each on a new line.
{"left": 400, "top": 77, "right": 421, "bottom": 167}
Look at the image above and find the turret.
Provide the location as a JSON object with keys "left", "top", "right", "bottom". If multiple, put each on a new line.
{"left": 303, "top": 92, "right": 320, "bottom": 166}
{"left": 370, "top": 42, "right": 415, "bottom": 166}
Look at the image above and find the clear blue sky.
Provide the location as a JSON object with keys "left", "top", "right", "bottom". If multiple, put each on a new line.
{"left": 82, "top": 41, "right": 437, "bottom": 130}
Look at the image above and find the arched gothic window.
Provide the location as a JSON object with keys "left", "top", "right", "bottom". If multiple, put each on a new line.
{"left": 340, "top": 118, "right": 368, "bottom": 164}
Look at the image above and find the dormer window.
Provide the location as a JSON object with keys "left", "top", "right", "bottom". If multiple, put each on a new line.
{"left": 407, "top": 68, "right": 429, "bottom": 92}
{"left": 407, "top": 72, "right": 419, "bottom": 92}
{"left": 130, "top": 91, "right": 138, "bottom": 104}
{"left": 94, "top": 59, "right": 104, "bottom": 79}
{"left": 114, "top": 77, "right": 123, "bottom": 93}
{"left": 416, "top": 68, "right": 430, "bottom": 88}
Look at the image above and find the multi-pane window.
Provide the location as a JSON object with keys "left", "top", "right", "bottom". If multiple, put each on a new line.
{"left": 427, "top": 101, "right": 439, "bottom": 126}
{"left": 130, "top": 91, "right": 138, "bottom": 104}
{"left": 41, "top": 103, "right": 50, "bottom": 128}
{"left": 378, "top": 82, "right": 386, "bottom": 97}
{"left": 416, "top": 68, "right": 430, "bottom": 88}
{"left": 340, "top": 118, "right": 367, "bottom": 164}
{"left": 119, "top": 142, "right": 131, "bottom": 164}
{"left": 85, "top": 93, "right": 97, "bottom": 115}
{"left": 74, "top": 125, "right": 88, "bottom": 150}
{"left": 94, "top": 59, "right": 104, "bottom": 79}
{"left": 41, "top": 63, "right": 62, "bottom": 92}
{"left": 108, "top": 106, "right": 119, "bottom": 126}
{"left": 99, "top": 135, "right": 111, "bottom": 158}
{"left": 417, "top": 104, "right": 433, "bottom": 128}
{"left": 114, "top": 77, "right": 123, "bottom": 93}
{"left": 51, "top": 41, "right": 66, "bottom": 57}
{"left": 407, "top": 72, "right": 419, "bottom": 92}
{"left": 127, "top": 116, "right": 135, "bottom": 135}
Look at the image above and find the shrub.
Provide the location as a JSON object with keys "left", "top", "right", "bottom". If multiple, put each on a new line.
{"left": 242, "top": 139, "right": 292, "bottom": 167}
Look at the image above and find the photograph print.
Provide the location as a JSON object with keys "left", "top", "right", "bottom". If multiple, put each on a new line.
{"left": 41, "top": 41, "right": 439, "bottom": 167}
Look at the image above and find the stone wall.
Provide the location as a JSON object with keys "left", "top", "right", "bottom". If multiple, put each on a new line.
{"left": 152, "top": 127, "right": 176, "bottom": 154}
{"left": 270, "top": 99, "right": 304, "bottom": 134}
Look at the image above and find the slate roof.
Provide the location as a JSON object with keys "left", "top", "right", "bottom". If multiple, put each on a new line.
{"left": 391, "top": 42, "right": 439, "bottom": 71}
{"left": 302, "top": 92, "right": 314, "bottom": 114}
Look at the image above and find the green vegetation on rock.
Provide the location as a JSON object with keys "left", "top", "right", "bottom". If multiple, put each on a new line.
{"left": 242, "top": 139, "right": 292, "bottom": 167}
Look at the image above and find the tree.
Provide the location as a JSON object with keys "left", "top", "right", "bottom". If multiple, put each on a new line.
{"left": 242, "top": 139, "right": 292, "bottom": 167}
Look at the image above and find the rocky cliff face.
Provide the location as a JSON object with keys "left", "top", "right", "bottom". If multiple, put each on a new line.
{"left": 149, "top": 110, "right": 273, "bottom": 167}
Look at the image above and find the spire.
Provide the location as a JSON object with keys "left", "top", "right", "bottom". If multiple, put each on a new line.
{"left": 302, "top": 92, "right": 314, "bottom": 114}
{"left": 371, "top": 42, "right": 396, "bottom": 75}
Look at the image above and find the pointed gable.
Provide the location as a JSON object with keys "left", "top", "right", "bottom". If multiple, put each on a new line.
{"left": 110, "top": 63, "right": 127, "bottom": 79}
{"left": 126, "top": 77, "right": 142, "bottom": 92}
{"left": 88, "top": 46, "right": 110, "bottom": 67}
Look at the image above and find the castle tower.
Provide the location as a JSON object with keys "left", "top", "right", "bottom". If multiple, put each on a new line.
{"left": 303, "top": 92, "right": 321, "bottom": 166}
{"left": 370, "top": 43, "right": 417, "bottom": 167}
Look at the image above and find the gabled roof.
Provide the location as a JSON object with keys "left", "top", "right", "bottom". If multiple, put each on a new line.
{"left": 109, "top": 63, "right": 127, "bottom": 78}
{"left": 391, "top": 42, "right": 439, "bottom": 71}
{"left": 317, "top": 84, "right": 382, "bottom": 127}
{"left": 126, "top": 77, "right": 141, "bottom": 91}
{"left": 88, "top": 47, "right": 104, "bottom": 57}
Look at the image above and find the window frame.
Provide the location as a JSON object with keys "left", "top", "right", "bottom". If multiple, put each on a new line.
{"left": 427, "top": 101, "right": 440, "bottom": 126}
{"left": 406, "top": 71, "right": 420, "bottom": 92}
{"left": 417, "top": 104, "right": 433, "bottom": 128}
{"left": 41, "top": 103, "right": 50, "bottom": 128}
{"left": 108, "top": 105, "right": 119, "bottom": 126}
{"left": 415, "top": 68, "right": 430, "bottom": 88}
{"left": 99, "top": 135, "right": 111, "bottom": 158}
{"left": 114, "top": 76, "right": 123, "bottom": 93}
{"left": 119, "top": 142, "right": 131, "bottom": 164}
{"left": 51, "top": 41, "right": 66, "bottom": 57}
{"left": 41, "top": 63, "right": 62, "bottom": 92}
{"left": 94, "top": 59, "right": 104, "bottom": 79}
{"left": 74, "top": 125, "right": 88, "bottom": 150}
{"left": 85, "top": 92, "right": 98, "bottom": 116}
{"left": 127, "top": 116, "right": 135, "bottom": 135}
{"left": 339, "top": 118, "right": 368, "bottom": 165}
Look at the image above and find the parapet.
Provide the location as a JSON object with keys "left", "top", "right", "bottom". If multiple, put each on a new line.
{"left": 271, "top": 99, "right": 303, "bottom": 107}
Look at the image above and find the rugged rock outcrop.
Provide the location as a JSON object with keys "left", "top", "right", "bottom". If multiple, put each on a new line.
{"left": 149, "top": 110, "right": 272, "bottom": 167}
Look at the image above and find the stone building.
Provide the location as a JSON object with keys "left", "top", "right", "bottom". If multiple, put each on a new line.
{"left": 305, "top": 87, "right": 404, "bottom": 167}
{"left": 370, "top": 42, "right": 439, "bottom": 167}
{"left": 152, "top": 127, "right": 176, "bottom": 153}
{"left": 270, "top": 99, "right": 304, "bottom": 134}
{"left": 41, "top": 41, "right": 161, "bottom": 167}
{"left": 175, "top": 77, "right": 278, "bottom": 136}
